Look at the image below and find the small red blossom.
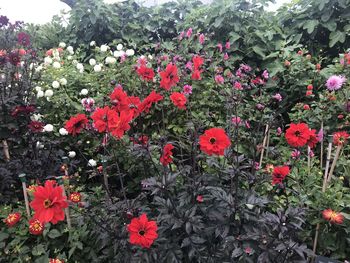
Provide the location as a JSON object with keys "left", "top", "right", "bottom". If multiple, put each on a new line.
{"left": 170, "top": 92, "right": 187, "bottom": 110}
{"left": 49, "top": 259, "right": 64, "bottom": 263}
{"left": 160, "top": 143, "right": 174, "bottom": 166}
{"left": 159, "top": 63, "right": 179, "bottom": 90}
{"left": 196, "top": 195, "right": 203, "bottom": 203}
{"left": 333, "top": 131, "right": 349, "bottom": 146}
{"left": 132, "top": 135, "right": 149, "bottom": 145}
{"left": 303, "top": 104, "right": 310, "bottom": 110}
{"left": 139, "top": 91, "right": 163, "bottom": 113}
{"left": 4, "top": 212, "right": 21, "bottom": 227}
{"left": 322, "top": 209, "right": 344, "bottom": 224}
{"left": 64, "top": 114, "right": 89, "bottom": 136}
{"left": 30, "top": 180, "right": 68, "bottom": 224}
{"left": 199, "top": 128, "right": 231, "bottom": 156}
{"left": 109, "top": 85, "right": 129, "bottom": 110}
{"left": 191, "top": 69, "right": 202, "bottom": 80}
{"left": 69, "top": 192, "right": 82, "bottom": 203}
{"left": 17, "top": 32, "right": 31, "bottom": 46}
{"left": 127, "top": 213, "right": 158, "bottom": 248}
{"left": 285, "top": 123, "right": 311, "bottom": 147}
{"left": 29, "top": 218, "right": 44, "bottom": 235}
{"left": 306, "top": 90, "right": 313, "bottom": 96}
{"left": 272, "top": 166, "right": 290, "bottom": 185}
{"left": 307, "top": 129, "right": 318, "bottom": 148}
{"left": 307, "top": 84, "right": 313, "bottom": 90}
{"left": 28, "top": 121, "right": 44, "bottom": 133}
{"left": 137, "top": 65, "right": 155, "bottom": 81}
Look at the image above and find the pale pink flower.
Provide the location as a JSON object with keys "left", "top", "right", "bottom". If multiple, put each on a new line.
{"left": 217, "top": 43, "right": 223, "bottom": 53}
{"left": 234, "top": 81, "right": 243, "bottom": 90}
{"left": 317, "top": 129, "right": 324, "bottom": 142}
{"left": 81, "top": 98, "right": 95, "bottom": 112}
{"left": 262, "top": 69, "right": 269, "bottom": 79}
{"left": 215, "top": 75, "right": 224, "bottom": 84}
{"left": 199, "top": 33, "right": 205, "bottom": 45}
{"left": 186, "top": 28, "right": 193, "bottom": 38}
{"left": 273, "top": 93, "right": 283, "bottom": 102}
{"left": 291, "top": 149, "right": 301, "bottom": 159}
{"left": 326, "top": 75, "right": 346, "bottom": 91}
{"left": 183, "top": 85, "right": 192, "bottom": 95}
{"left": 225, "top": 41, "right": 230, "bottom": 49}
{"left": 231, "top": 116, "right": 242, "bottom": 126}
{"left": 179, "top": 31, "right": 184, "bottom": 40}
{"left": 277, "top": 127, "right": 282, "bottom": 136}
{"left": 185, "top": 61, "right": 192, "bottom": 71}
{"left": 224, "top": 53, "right": 229, "bottom": 60}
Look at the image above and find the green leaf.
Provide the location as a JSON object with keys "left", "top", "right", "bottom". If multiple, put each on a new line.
{"left": 0, "top": 233, "right": 9, "bottom": 242}
{"left": 322, "top": 21, "right": 337, "bottom": 31}
{"left": 329, "top": 31, "right": 346, "bottom": 47}
{"left": 303, "top": 20, "right": 319, "bottom": 34}
{"left": 32, "top": 244, "right": 46, "bottom": 256}
{"left": 48, "top": 229, "right": 62, "bottom": 239}
{"left": 213, "top": 16, "right": 224, "bottom": 28}
{"left": 252, "top": 46, "right": 266, "bottom": 59}
{"left": 229, "top": 32, "right": 241, "bottom": 43}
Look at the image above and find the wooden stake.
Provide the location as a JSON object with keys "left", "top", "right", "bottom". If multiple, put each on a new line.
{"left": 320, "top": 122, "right": 324, "bottom": 169}
{"left": 307, "top": 146, "right": 311, "bottom": 176}
{"left": 259, "top": 124, "right": 269, "bottom": 169}
{"left": 19, "top": 174, "right": 31, "bottom": 218}
{"left": 265, "top": 129, "right": 271, "bottom": 159}
{"left": 2, "top": 140, "right": 10, "bottom": 161}
{"left": 327, "top": 145, "right": 342, "bottom": 183}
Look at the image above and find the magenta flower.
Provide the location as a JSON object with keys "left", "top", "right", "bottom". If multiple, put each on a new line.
{"left": 234, "top": 81, "right": 243, "bottom": 90}
{"left": 245, "top": 121, "right": 251, "bottom": 129}
{"left": 291, "top": 149, "right": 301, "bottom": 159}
{"left": 309, "top": 149, "right": 315, "bottom": 158}
{"left": 326, "top": 75, "right": 346, "bottom": 91}
{"left": 273, "top": 93, "right": 283, "bottom": 102}
{"left": 185, "top": 61, "right": 192, "bottom": 71}
{"left": 217, "top": 43, "right": 223, "bottom": 53}
{"left": 224, "top": 53, "right": 229, "bottom": 60}
{"left": 183, "top": 85, "right": 192, "bottom": 95}
{"left": 199, "top": 34, "right": 205, "bottom": 45}
{"left": 225, "top": 41, "right": 230, "bottom": 49}
{"left": 262, "top": 70, "right": 269, "bottom": 80}
{"left": 231, "top": 116, "right": 242, "bottom": 126}
{"left": 81, "top": 98, "right": 95, "bottom": 112}
{"left": 277, "top": 127, "right": 282, "bottom": 136}
{"left": 17, "top": 32, "right": 31, "bottom": 46}
{"left": 240, "top": 64, "right": 252, "bottom": 72}
{"left": 186, "top": 28, "right": 193, "bottom": 38}
{"left": 215, "top": 75, "right": 224, "bottom": 84}
{"left": 178, "top": 31, "right": 184, "bottom": 40}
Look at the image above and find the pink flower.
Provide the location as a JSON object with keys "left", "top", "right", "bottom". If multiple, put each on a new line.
{"left": 234, "top": 81, "right": 243, "bottom": 90}
{"left": 291, "top": 149, "right": 300, "bottom": 159}
{"left": 224, "top": 53, "right": 229, "bottom": 60}
{"left": 235, "top": 69, "right": 243, "bottom": 78}
{"left": 277, "top": 127, "right": 282, "bottom": 136}
{"left": 215, "top": 75, "right": 224, "bottom": 84}
{"left": 186, "top": 28, "right": 193, "bottom": 38}
{"left": 262, "top": 70, "right": 269, "bottom": 79}
{"left": 244, "top": 247, "right": 252, "bottom": 255}
{"left": 225, "top": 41, "right": 230, "bottom": 49}
{"left": 199, "top": 34, "right": 205, "bottom": 45}
{"left": 183, "top": 85, "right": 192, "bottom": 95}
{"left": 317, "top": 129, "right": 324, "bottom": 142}
{"left": 185, "top": 61, "right": 192, "bottom": 71}
{"left": 231, "top": 116, "right": 242, "bottom": 126}
{"left": 179, "top": 31, "right": 184, "bottom": 40}
{"left": 326, "top": 75, "right": 346, "bottom": 91}
{"left": 273, "top": 93, "right": 282, "bottom": 102}
{"left": 217, "top": 43, "right": 223, "bottom": 53}
{"left": 309, "top": 149, "right": 315, "bottom": 157}
{"left": 81, "top": 98, "right": 95, "bottom": 112}
{"left": 245, "top": 121, "right": 250, "bottom": 129}
{"left": 240, "top": 64, "right": 252, "bottom": 72}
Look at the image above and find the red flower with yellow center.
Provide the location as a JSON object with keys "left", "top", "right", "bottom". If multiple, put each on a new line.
{"left": 272, "top": 166, "right": 290, "bottom": 185}
{"left": 29, "top": 218, "right": 44, "bottom": 235}
{"left": 4, "top": 212, "right": 21, "bottom": 227}
{"left": 64, "top": 113, "right": 89, "bottom": 136}
{"left": 170, "top": 92, "right": 187, "bottom": 110}
{"left": 322, "top": 209, "right": 344, "bottom": 224}
{"left": 285, "top": 123, "right": 311, "bottom": 147}
{"left": 333, "top": 131, "right": 349, "bottom": 146}
{"left": 30, "top": 180, "right": 68, "bottom": 224}
{"left": 160, "top": 143, "right": 174, "bottom": 166}
{"left": 199, "top": 128, "right": 231, "bottom": 156}
{"left": 159, "top": 63, "right": 179, "bottom": 90}
{"left": 69, "top": 192, "right": 82, "bottom": 203}
{"left": 127, "top": 213, "right": 158, "bottom": 248}
{"left": 27, "top": 185, "right": 37, "bottom": 194}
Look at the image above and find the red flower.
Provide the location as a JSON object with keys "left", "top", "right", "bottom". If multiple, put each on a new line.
{"left": 28, "top": 121, "right": 44, "bottom": 133}
{"left": 8, "top": 50, "right": 21, "bottom": 66}
{"left": 160, "top": 143, "right": 174, "bottom": 166}
{"left": 322, "top": 209, "right": 344, "bottom": 224}
{"left": 127, "top": 213, "right": 158, "bottom": 248}
{"left": 91, "top": 106, "right": 119, "bottom": 133}
{"left": 272, "top": 166, "right": 290, "bottom": 185}
{"left": 17, "top": 32, "right": 31, "bottom": 46}
{"left": 137, "top": 65, "right": 155, "bottom": 81}
{"left": 192, "top": 55, "right": 204, "bottom": 69}
{"left": 11, "top": 105, "right": 35, "bottom": 117}
{"left": 64, "top": 114, "right": 89, "bottom": 136}
{"left": 191, "top": 69, "right": 202, "bottom": 80}
{"left": 333, "top": 131, "right": 349, "bottom": 146}
{"left": 307, "top": 129, "right": 318, "bottom": 148}
{"left": 29, "top": 218, "right": 44, "bottom": 235}
{"left": 110, "top": 110, "right": 133, "bottom": 139}
{"left": 132, "top": 135, "right": 149, "bottom": 145}
{"left": 124, "top": 96, "right": 142, "bottom": 119}
{"left": 285, "top": 123, "right": 311, "bottom": 147}
{"left": 109, "top": 85, "right": 129, "bottom": 110}
{"left": 199, "top": 128, "right": 231, "bottom": 156}
{"left": 307, "top": 84, "right": 313, "bottom": 90}
{"left": 30, "top": 180, "right": 68, "bottom": 224}
{"left": 170, "top": 92, "right": 186, "bottom": 110}
{"left": 139, "top": 91, "right": 163, "bottom": 113}
{"left": 196, "top": 195, "right": 203, "bottom": 203}
{"left": 49, "top": 259, "right": 64, "bottom": 263}
{"left": 4, "top": 212, "right": 21, "bottom": 227}
{"left": 306, "top": 90, "right": 313, "bottom": 96}
{"left": 159, "top": 63, "right": 179, "bottom": 90}
{"left": 69, "top": 192, "right": 82, "bottom": 203}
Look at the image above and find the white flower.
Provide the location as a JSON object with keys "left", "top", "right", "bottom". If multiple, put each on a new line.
{"left": 80, "top": 89, "right": 88, "bottom": 95}
{"left": 94, "top": 64, "right": 102, "bottom": 72}
{"left": 44, "top": 57, "right": 52, "bottom": 64}
{"left": 105, "top": 56, "right": 116, "bottom": 64}
{"left": 67, "top": 55, "right": 73, "bottom": 60}
{"left": 148, "top": 55, "right": 153, "bottom": 60}
{"left": 89, "top": 58, "right": 96, "bottom": 66}
{"left": 100, "top": 44, "right": 109, "bottom": 52}
{"left": 59, "top": 127, "right": 68, "bottom": 135}
{"left": 34, "top": 86, "right": 42, "bottom": 92}
{"left": 37, "top": 90, "right": 44, "bottom": 98}
{"left": 60, "top": 78, "right": 67, "bottom": 85}
{"left": 90, "top": 41, "right": 96, "bottom": 46}
{"left": 68, "top": 151, "right": 76, "bottom": 158}
{"left": 76, "top": 63, "right": 84, "bottom": 73}
{"left": 45, "top": 89, "right": 54, "bottom": 97}
{"left": 59, "top": 42, "right": 66, "bottom": 48}
{"left": 117, "top": 44, "right": 123, "bottom": 51}
{"left": 32, "top": 113, "right": 42, "bottom": 121}
{"left": 36, "top": 141, "right": 44, "bottom": 149}
{"left": 35, "top": 65, "right": 43, "bottom": 72}
{"left": 67, "top": 46, "right": 74, "bottom": 54}
{"left": 29, "top": 63, "right": 35, "bottom": 70}
{"left": 43, "top": 124, "right": 54, "bottom": 132}
{"left": 126, "top": 49, "right": 135, "bottom": 56}
{"left": 52, "top": 81, "right": 60, "bottom": 89}
{"left": 52, "top": 61, "right": 61, "bottom": 69}
{"left": 88, "top": 159, "right": 97, "bottom": 167}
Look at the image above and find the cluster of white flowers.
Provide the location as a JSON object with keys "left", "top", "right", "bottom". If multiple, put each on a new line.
{"left": 105, "top": 56, "right": 116, "bottom": 64}
{"left": 43, "top": 124, "right": 54, "bottom": 132}
{"left": 59, "top": 128, "right": 68, "bottom": 135}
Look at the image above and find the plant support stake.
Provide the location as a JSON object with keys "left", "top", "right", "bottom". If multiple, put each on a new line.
{"left": 19, "top": 174, "right": 31, "bottom": 218}
{"left": 259, "top": 124, "right": 269, "bottom": 169}
{"left": 2, "top": 140, "right": 10, "bottom": 161}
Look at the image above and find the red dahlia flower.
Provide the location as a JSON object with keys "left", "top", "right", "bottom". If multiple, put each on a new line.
{"left": 30, "top": 180, "right": 68, "bottom": 224}
{"left": 285, "top": 123, "right": 311, "bottom": 147}
{"left": 333, "top": 131, "right": 349, "bottom": 146}
{"left": 8, "top": 50, "right": 21, "bottom": 66}
{"left": 139, "top": 91, "right": 163, "bottom": 113}
{"left": 192, "top": 55, "right": 204, "bottom": 69}
{"left": 127, "top": 213, "right": 158, "bottom": 248}
{"left": 170, "top": 92, "right": 186, "bottom": 110}
{"left": 69, "top": 192, "right": 82, "bottom": 203}
{"left": 91, "top": 106, "right": 119, "bottom": 133}
{"left": 109, "top": 85, "right": 129, "bottom": 110}
{"left": 159, "top": 63, "right": 179, "bottom": 90}
{"left": 4, "top": 212, "right": 21, "bottom": 227}
{"left": 307, "top": 129, "right": 318, "bottom": 148}
{"left": 17, "top": 32, "right": 31, "bottom": 46}
{"left": 64, "top": 114, "right": 89, "bottom": 136}
{"left": 28, "top": 121, "right": 44, "bottom": 133}
{"left": 272, "top": 166, "right": 290, "bottom": 185}
{"left": 199, "top": 128, "right": 231, "bottom": 156}
{"left": 29, "top": 218, "right": 44, "bottom": 235}
{"left": 322, "top": 209, "right": 344, "bottom": 224}
{"left": 137, "top": 65, "right": 155, "bottom": 81}
{"left": 160, "top": 143, "right": 174, "bottom": 166}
